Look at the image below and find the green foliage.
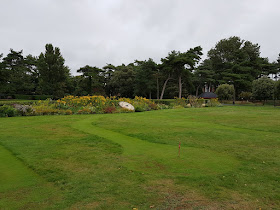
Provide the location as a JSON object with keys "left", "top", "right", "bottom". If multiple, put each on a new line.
{"left": 216, "top": 84, "right": 235, "bottom": 100}
{"left": 134, "top": 103, "right": 150, "bottom": 112}
{"left": 77, "top": 65, "right": 104, "bottom": 95}
{"left": 275, "top": 80, "right": 280, "bottom": 99}
{"left": 160, "top": 47, "right": 202, "bottom": 99}
{"left": 187, "top": 95, "right": 204, "bottom": 108}
{"left": 109, "top": 64, "right": 136, "bottom": 98}
{"left": 37, "top": 44, "right": 70, "bottom": 98}
{"left": 173, "top": 97, "right": 187, "bottom": 107}
{"left": 0, "top": 105, "right": 18, "bottom": 117}
{"left": 238, "top": 91, "right": 253, "bottom": 100}
{"left": 207, "top": 36, "right": 271, "bottom": 96}
{"left": 252, "top": 76, "right": 275, "bottom": 100}
{"left": 193, "top": 59, "right": 215, "bottom": 96}
{"left": 1, "top": 49, "right": 34, "bottom": 95}
{"left": 134, "top": 58, "right": 158, "bottom": 98}
{"left": 205, "top": 98, "right": 222, "bottom": 107}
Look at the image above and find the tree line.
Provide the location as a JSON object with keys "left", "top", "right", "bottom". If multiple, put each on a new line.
{"left": 0, "top": 36, "right": 280, "bottom": 99}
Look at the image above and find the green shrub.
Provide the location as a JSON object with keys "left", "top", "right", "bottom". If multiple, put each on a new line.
{"left": 205, "top": 99, "right": 222, "bottom": 107}
{"left": 157, "top": 104, "right": 169, "bottom": 109}
{"left": 187, "top": 96, "right": 204, "bottom": 108}
{"left": 32, "top": 102, "right": 60, "bottom": 115}
{"left": 173, "top": 97, "right": 187, "bottom": 107}
{"left": 0, "top": 105, "right": 18, "bottom": 117}
{"left": 215, "top": 84, "right": 235, "bottom": 100}
{"left": 252, "top": 77, "right": 275, "bottom": 101}
{"left": 77, "top": 107, "right": 94, "bottom": 114}
{"left": 116, "top": 108, "right": 135, "bottom": 113}
{"left": 239, "top": 92, "right": 252, "bottom": 101}
{"left": 134, "top": 102, "right": 150, "bottom": 112}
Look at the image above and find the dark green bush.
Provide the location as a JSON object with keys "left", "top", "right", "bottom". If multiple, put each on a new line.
{"left": 0, "top": 105, "right": 18, "bottom": 117}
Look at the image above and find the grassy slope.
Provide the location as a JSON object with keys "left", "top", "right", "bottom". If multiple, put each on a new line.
{"left": 0, "top": 106, "right": 279, "bottom": 209}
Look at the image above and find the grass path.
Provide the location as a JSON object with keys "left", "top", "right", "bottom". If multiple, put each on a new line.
{"left": 72, "top": 115, "right": 239, "bottom": 177}
{"left": 0, "top": 145, "right": 39, "bottom": 192}
{"left": 0, "top": 145, "right": 60, "bottom": 209}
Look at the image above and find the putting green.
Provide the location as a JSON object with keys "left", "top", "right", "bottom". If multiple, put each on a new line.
{"left": 73, "top": 116, "right": 239, "bottom": 177}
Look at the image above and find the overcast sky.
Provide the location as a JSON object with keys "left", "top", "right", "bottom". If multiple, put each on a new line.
{"left": 1, "top": 0, "right": 280, "bottom": 75}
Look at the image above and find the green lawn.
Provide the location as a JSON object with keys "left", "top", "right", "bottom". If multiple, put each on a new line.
{"left": 0, "top": 106, "right": 279, "bottom": 209}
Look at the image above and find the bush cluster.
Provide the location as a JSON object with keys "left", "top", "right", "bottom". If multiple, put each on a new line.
{"left": 0, "top": 105, "right": 18, "bottom": 117}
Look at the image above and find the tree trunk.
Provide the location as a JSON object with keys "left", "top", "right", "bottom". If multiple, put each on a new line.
{"left": 149, "top": 91, "right": 151, "bottom": 99}
{"left": 160, "top": 75, "right": 171, "bottom": 100}
{"left": 178, "top": 75, "right": 182, "bottom": 98}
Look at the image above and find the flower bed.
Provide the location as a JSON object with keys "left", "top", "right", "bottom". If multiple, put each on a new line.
{"left": 0, "top": 95, "right": 221, "bottom": 117}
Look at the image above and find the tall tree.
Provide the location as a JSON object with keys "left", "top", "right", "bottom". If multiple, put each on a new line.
{"left": 158, "top": 59, "right": 173, "bottom": 99}
{"left": 160, "top": 47, "right": 202, "bottom": 99}
{"left": 102, "top": 64, "right": 116, "bottom": 97}
{"left": 25, "top": 54, "right": 39, "bottom": 94}
{"left": 207, "top": 36, "right": 270, "bottom": 102}
{"left": 0, "top": 53, "right": 7, "bottom": 95}
{"left": 37, "top": 44, "right": 70, "bottom": 98}
{"left": 193, "top": 59, "right": 215, "bottom": 96}
{"left": 134, "top": 58, "right": 157, "bottom": 99}
{"left": 109, "top": 64, "right": 135, "bottom": 98}
{"left": 77, "top": 65, "right": 104, "bottom": 95}
{"left": 271, "top": 53, "right": 280, "bottom": 81}
{"left": 2, "top": 49, "right": 32, "bottom": 95}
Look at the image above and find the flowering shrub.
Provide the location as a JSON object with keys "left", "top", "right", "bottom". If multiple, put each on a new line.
{"left": 33, "top": 105, "right": 60, "bottom": 115}
{"left": 157, "top": 104, "right": 169, "bottom": 109}
{"left": 132, "top": 96, "right": 158, "bottom": 111}
{"left": 77, "top": 107, "right": 93, "bottom": 114}
{"left": 187, "top": 96, "right": 204, "bottom": 108}
{"left": 13, "top": 104, "right": 34, "bottom": 116}
{"left": 103, "top": 106, "right": 116, "bottom": 114}
{"left": 57, "top": 95, "right": 107, "bottom": 108}
{"left": 64, "top": 109, "right": 73, "bottom": 115}
{"left": 205, "top": 98, "right": 222, "bottom": 107}
{"left": 173, "top": 97, "right": 187, "bottom": 107}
